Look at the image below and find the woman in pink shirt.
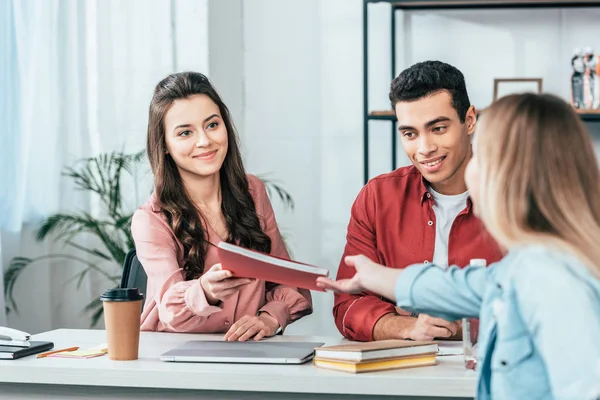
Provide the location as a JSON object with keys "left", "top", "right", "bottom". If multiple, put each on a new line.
{"left": 132, "top": 72, "right": 312, "bottom": 341}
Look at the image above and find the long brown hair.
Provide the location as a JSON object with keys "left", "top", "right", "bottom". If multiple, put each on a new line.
{"left": 476, "top": 93, "right": 600, "bottom": 277}
{"left": 146, "top": 72, "right": 271, "bottom": 280}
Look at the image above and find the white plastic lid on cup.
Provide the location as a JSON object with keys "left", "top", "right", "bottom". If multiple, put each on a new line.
{"left": 469, "top": 259, "right": 487, "bottom": 267}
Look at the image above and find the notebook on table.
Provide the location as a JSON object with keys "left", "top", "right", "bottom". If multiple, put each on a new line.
{"left": 313, "top": 353, "right": 438, "bottom": 373}
{"left": 217, "top": 242, "right": 329, "bottom": 291}
{"left": 313, "top": 340, "right": 438, "bottom": 373}
{"left": 314, "top": 339, "right": 439, "bottom": 362}
{"left": 47, "top": 346, "right": 108, "bottom": 359}
{"left": 0, "top": 341, "right": 54, "bottom": 360}
{"left": 160, "top": 340, "right": 325, "bottom": 364}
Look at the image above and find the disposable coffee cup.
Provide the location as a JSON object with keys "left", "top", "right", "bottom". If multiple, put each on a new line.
{"left": 100, "top": 288, "right": 144, "bottom": 361}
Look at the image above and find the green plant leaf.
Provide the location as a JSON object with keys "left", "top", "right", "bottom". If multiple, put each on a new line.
{"left": 66, "top": 241, "right": 112, "bottom": 261}
{"left": 113, "top": 214, "right": 135, "bottom": 251}
{"left": 79, "top": 269, "right": 91, "bottom": 289}
{"left": 83, "top": 297, "right": 105, "bottom": 327}
{"left": 64, "top": 267, "right": 91, "bottom": 290}
{"left": 121, "top": 150, "right": 146, "bottom": 175}
{"left": 83, "top": 296, "right": 102, "bottom": 312}
{"left": 258, "top": 175, "right": 295, "bottom": 211}
{"left": 63, "top": 162, "right": 103, "bottom": 198}
{"left": 94, "top": 154, "right": 110, "bottom": 202}
{"left": 4, "top": 253, "right": 120, "bottom": 315}
{"left": 114, "top": 214, "right": 133, "bottom": 229}
{"left": 107, "top": 153, "right": 127, "bottom": 217}
{"left": 90, "top": 306, "right": 105, "bottom": 327}
{"left": 36, "top": 212, "right": 102, "bottom": 242}
{"left": 90, "top": 306, "right": 104, "bottom": 328}
{"left": 63, "top": 151, "right": 144, "bottom": 221}
{"left": 36, "top": 212, "right": 127, "bottom": 265}
{"left": 3, "top": 257, "right": 33, "bottom": 314}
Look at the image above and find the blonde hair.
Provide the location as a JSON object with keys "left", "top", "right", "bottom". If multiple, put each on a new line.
{"left": 476, "top": 93, "right": 600, "bottom": 278}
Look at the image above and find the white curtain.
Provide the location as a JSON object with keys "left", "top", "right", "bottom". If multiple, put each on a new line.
{"left": 1, "top": 0, "right": 208, "bottom": 333}
{"left": 0, "top": 232, "right": 5, "bottom": 327}
{"left": 0, "top": 0, "right": 19, "bottom": 328}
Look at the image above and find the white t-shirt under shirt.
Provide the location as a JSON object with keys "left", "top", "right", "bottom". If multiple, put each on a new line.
{"left": 429, "top": 186, "right": 470, "bottom": 268}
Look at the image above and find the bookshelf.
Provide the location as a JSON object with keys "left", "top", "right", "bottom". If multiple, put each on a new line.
{"left": 362, "top": 0, "right": 600, "bottom": 184}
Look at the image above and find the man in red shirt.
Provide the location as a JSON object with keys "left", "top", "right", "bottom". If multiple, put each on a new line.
{"left": 334, "top": 61, "right": 504, "bottom": 342}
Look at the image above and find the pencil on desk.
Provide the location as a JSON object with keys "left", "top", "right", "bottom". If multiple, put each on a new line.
{"left": 37, "top": 346, "right": 79, "bottom": 358}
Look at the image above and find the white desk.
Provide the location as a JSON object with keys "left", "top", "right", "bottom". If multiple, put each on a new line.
{"left": 0, "top": 329, "right": 476, "bottom": 399}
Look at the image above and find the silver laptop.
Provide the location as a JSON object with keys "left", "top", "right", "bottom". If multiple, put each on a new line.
{"left": 160, "top": 340, "right": 324, "bottom": 364}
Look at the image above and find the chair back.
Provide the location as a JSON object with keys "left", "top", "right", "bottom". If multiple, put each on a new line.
{"left": 120, "top": 249, "right": 147, "bottom": 307}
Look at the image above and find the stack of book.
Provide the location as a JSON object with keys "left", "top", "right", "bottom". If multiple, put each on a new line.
{"left": 0, "top": 326, "right": 54, "bottom": 359}
{"left": 313, "top": 340, "right": 438, "bottom": 373}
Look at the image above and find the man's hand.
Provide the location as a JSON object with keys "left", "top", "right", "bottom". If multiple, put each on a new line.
{"left": 223, "top": 313, "right": 280, "bottom": 342}
{"left": 402, "top": 314, "right": 460, "bottom": 341}
{"left": 374, "top": 313, "right": 460, "bottom": 341}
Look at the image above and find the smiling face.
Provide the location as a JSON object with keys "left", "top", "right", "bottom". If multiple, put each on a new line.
{"left": 163, "top": 94, "right": 228, "bottom": 181}
{"left": 396, "top": 90, "right": 476, "bottom": 195}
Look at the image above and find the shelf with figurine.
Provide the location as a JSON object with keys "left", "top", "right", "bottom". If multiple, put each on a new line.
{"left": 368, "top": 50, "right": 600, "bottom": 123}
{"left": 571, "top": 47, "right": 600, "bottom": 113}
{"left": 368, "top": 108, "right": 600, "bottom": 122}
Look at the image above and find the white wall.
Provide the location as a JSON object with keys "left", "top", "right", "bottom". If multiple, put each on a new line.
{"left": 240, "top": 0, "right": 327, "bottom": 335}
{"left": 207, "top": 0, "right": 244, "bottom": 124}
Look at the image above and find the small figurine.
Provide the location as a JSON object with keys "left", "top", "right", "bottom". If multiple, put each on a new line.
{"left": 572, "top": 48, "right": 585, "bottom": 109}
{"left": 584, "top": 47, "right": 599, "bottom": 109}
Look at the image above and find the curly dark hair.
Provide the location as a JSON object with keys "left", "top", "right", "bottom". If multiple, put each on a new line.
{"left": 146, "top": 72, "right": 271, "bottom": 280}
{"left": 389, "top": 60, "right": 471, "bottom": 123}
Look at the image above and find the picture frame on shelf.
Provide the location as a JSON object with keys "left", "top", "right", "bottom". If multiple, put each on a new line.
{"left": 493, "top": 78, "right": 543, "bottom": 101}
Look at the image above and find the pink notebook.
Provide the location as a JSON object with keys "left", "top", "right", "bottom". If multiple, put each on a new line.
{"left": 216, "top": 242, "right": 329, "bottom": 291}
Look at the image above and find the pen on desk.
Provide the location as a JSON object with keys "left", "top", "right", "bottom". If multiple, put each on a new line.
{"left": 36, "top": 346, "right": 79, "bottom": 358}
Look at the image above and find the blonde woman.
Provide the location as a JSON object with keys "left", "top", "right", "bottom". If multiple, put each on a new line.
{"left": 318, "top": 93, "right": 600, "bottom": 399}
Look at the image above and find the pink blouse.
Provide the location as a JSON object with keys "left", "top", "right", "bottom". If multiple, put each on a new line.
{"left": 131, "top": 174, "right": 312, "bottom": 333}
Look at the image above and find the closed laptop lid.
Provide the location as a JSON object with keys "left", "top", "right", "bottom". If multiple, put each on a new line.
{"left": 160, "top": 340, "right": 324, "bottom": 364}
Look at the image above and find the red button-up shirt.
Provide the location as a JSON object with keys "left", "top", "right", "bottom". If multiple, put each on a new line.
{"left": 333, "top": 166, "right": 504, "bottom": 341}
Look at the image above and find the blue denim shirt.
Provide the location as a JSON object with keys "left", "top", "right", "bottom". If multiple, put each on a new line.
{"left": 395, "top": 245, "right": 600, "bottom": 400}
